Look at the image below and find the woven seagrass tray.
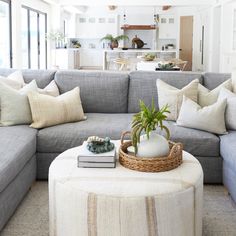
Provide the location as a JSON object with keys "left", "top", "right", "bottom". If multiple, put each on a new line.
{"left": 119, "top": 131, "right": 183, "bottom": 172}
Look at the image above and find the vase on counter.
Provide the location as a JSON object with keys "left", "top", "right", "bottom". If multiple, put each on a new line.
{"left": 110, "top": 40, "right": 118, "bottom": 50}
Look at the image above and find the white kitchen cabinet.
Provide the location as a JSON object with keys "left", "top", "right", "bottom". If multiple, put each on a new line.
{"left": 158, "top": 14, "right": 177, "bottom": 39}
{"left": 80, "top": 49, "right": 103, "bottom": 67}
{"left": 77, "top": 15, "right": 118, "bottom": 39}
{"left": 54, "top": 49, "right": 80, "bottom": 69}
{"left": 124, "top": 14, "right": 154, "bottom": 25}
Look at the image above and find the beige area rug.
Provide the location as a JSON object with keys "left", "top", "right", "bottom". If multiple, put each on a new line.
{"left": 1, "top": 182, "right": 236, "bottom": 236}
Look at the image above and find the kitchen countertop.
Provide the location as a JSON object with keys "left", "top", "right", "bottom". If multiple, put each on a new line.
{"left": 103, "top": 49, "right": 177, "bottom": 53}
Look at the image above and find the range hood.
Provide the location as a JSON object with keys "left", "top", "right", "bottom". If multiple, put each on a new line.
{"left": 121, "top": 25, "right": 157, "bottom": 30}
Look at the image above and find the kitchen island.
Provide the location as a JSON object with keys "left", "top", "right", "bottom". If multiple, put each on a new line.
{"left": 103, "top": 49, "right": 178, "bottom": 70}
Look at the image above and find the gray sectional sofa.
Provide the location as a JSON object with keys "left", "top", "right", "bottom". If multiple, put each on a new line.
{"left": 0, "top": 68, "right": 235, "bottom": 231}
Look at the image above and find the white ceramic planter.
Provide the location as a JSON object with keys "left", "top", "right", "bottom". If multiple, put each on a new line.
{"left": 136, "top": 132, "right": 169, "bottom": 158}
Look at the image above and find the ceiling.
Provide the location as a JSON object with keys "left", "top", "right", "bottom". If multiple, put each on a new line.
{"left": 45, "top": 0, "right": 217, "bottom": 6}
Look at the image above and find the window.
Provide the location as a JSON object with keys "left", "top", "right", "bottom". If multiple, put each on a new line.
{"left": 233, "top": 9, "right": 236, "bottom": 51}
{"left": 0, "top": 0, "right": 12, "bottom": 68}
{"left": 21, "top": 6, "right": 47, "bottom": 69}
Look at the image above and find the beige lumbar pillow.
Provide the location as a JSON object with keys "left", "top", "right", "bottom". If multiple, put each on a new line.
{"left": 177, "top": 96, "right": 227, "bottom": 134}
{"left": 0, "top": 80, "right": 38, "bottom": 126}
{"left": 0, "top": 70, "right": 25, "bottom": 90}
{"left": 28, "top": 87, "right": 85, "bottom": 129}
{"left": 156, "top": 79, "right": 199, "bottom": 121}
{"left": 37, "top": 80, "right": 59, "bottom": 97}
{"left": 198, "top": 79, "right": 232, "bottom": 107}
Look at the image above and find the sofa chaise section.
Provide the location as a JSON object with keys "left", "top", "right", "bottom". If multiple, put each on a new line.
{"left": 0, "top": 125, "right": 37, "bottom": 230}
{"left": 220, "top": 131, "right": 236, "bottom": 202}
{"left": 35, "top": 70, "right": 130, "bottom": 179}
{"left": 157, "top": 121, "right": 222, "bottom": 183}
{"left": 128, "top": 71, "right": 223, "bottom": 183}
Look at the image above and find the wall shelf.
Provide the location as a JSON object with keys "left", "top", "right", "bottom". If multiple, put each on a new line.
{"left": 121, "top": 25, "right": 157, "bottom": 30}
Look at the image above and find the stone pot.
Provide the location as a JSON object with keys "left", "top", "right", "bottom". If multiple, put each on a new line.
{"left": 136, "top": 132, "right": 169, "bottom": 158}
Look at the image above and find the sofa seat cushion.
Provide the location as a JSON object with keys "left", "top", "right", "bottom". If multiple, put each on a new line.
{"left": 220, "top": 131, "right": 236, "bottom": 169}
{"left": 157, "top": 121, "right": 220, "bottom": 157}
{"left": 0, "top": 125, "right": 37, "bottom": 193}
{"left": 37, "top": 113, "right": 133, "bottom": 153}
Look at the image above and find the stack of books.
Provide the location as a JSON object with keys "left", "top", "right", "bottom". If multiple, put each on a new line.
{"left": 77, "top": 142, "right": 116, "bottom": 168}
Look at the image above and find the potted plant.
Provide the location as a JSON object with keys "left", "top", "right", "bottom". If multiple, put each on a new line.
{"left": 46, "top": 31, "right": 65, "bottom": 48}
{"left": 71, "top": 40, "right": 81, "bottom": 48}
{"left": 131, "top": 100, "right": 170, "bottom": 158}
{"left": 101, "top": 34, "right": 129, "bottom": 49}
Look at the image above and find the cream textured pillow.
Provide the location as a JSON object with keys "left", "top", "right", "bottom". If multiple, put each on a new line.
{"left": 28, "top": 87, "right": 85, "bottom": 129}
{"left": 37, "top": 80, "right": 60, "bottom": 97}
{"left": 177, "top": 96, "right": 227, "bottom": 134}
{"left": 218, "top": 87, "right": 236, "bottom": 130}
{"left": 0, "top": 70, "right": 25, "bottom": 90}
{"left": 0, "top": 80, "right": 38, "bottom": 126}
{"left": 156, "top": 79, "right": 199, "bottom": 121}
{"left": 232, "top": 69, "right": 236, "bottom": 93}
{"left": 198, "top": 79, "right": 232, "bottom": 107}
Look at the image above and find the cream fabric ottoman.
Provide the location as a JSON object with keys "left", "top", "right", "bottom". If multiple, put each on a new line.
{"left": 49, "top": 141, "right": 203, "bottom": 236}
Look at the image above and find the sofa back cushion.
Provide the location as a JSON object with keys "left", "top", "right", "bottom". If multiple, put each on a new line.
{"left": 55, "top": 70, "right": 129, "bottom": 113}
{"left": 128, "top": 71, "right": 203, "bottom": 113}
{"left": 203, "top": 72, "right": 231, "bottom": 90}
{"left": 0, "top": 68, "right": 56, "bottom": 88}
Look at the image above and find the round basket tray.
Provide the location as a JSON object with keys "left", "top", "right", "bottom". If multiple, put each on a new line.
{"left": 119, "top": 131, "right": 183, "bottom": 172}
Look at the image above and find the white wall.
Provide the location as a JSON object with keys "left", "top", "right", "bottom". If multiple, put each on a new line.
{"left": 220, "top": 1, "right": 236, "bottom": 73}
{"left": 208, "top": 0, "right": 236, "bottom": 73}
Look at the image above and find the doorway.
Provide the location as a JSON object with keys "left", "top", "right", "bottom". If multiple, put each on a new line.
{"left": 179, "top": 16, "right": 193, "bottom": 71}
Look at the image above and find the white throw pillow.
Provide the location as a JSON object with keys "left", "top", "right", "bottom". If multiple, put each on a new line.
{"left": 177, "top": 96, "right": 227, "bottom": 134}
{"left": 0, "top": 71, "right": 25, "bottom": 90}
{"left": 198, "top": 79, "right": 232, "bottom": 107}
{"left": 0, "top": 80, "right": 38, "bottom": 126}
{"left": 232, "top": 69, "right": 236, "bottom": 93}
{"left": 218, "top": 87, "right": 236, "bottom": 130}
{"left": 156, "top": 79, "right": 199, "bottom": 121}
{"left": 28, "top": 87, "right": 85, "bottom": 129}
{"left": 38, "top": 80, "right": 60, "bottom": 97}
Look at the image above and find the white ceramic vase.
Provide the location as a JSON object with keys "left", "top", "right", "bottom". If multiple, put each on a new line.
{"left": 136, "top": 132, "right": 169, "bottom": 158}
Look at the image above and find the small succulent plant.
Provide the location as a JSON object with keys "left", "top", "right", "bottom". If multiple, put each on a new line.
{"left": 131, "top": 100, "right": 170, "bottom": 154}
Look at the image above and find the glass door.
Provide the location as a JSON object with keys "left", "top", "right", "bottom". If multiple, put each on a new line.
{"left": 21, "top": 6, "right": 47, "bottom": 69}
{"left": 0, "top": 0, "right": 12, "bottom": 68}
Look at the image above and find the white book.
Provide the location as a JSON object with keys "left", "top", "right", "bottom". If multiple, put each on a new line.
{"left": 77, "top": 141, "right": 116, "bottom": 163}
{"left": 78, "top": 162, "right": 116, "bottom": 168}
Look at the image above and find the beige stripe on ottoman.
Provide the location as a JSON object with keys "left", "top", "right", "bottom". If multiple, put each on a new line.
{"left": 87, "top": 193, "right": 97, "bottom": 236}
{"left": 146, "top": 197, "right": 158, "bottom": 236}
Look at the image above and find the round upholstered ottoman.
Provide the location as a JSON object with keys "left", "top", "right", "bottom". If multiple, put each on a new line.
{"left": 49, "top": 141, "right": 203, "bottom": 236}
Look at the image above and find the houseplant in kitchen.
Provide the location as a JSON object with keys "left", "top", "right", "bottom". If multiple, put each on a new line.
{"left": 131, "top": 100, "right": 170, "bottom": 158}
{"left": 46, "top": 31, "right": 65, "bottom": 48}
{"left": 101, "top": 34, "right": 129, "bottom": 49}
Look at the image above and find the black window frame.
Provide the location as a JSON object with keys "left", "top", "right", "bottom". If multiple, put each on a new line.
{"left": 22, "top": 5, "right": 47, "bottom": 69}
{"left": 0, "top": 0, "right": 12, "bottom": 67}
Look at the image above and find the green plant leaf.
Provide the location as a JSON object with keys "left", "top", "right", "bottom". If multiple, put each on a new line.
{"left": 131, "top": 100, "right": 170, "bottom": 155}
